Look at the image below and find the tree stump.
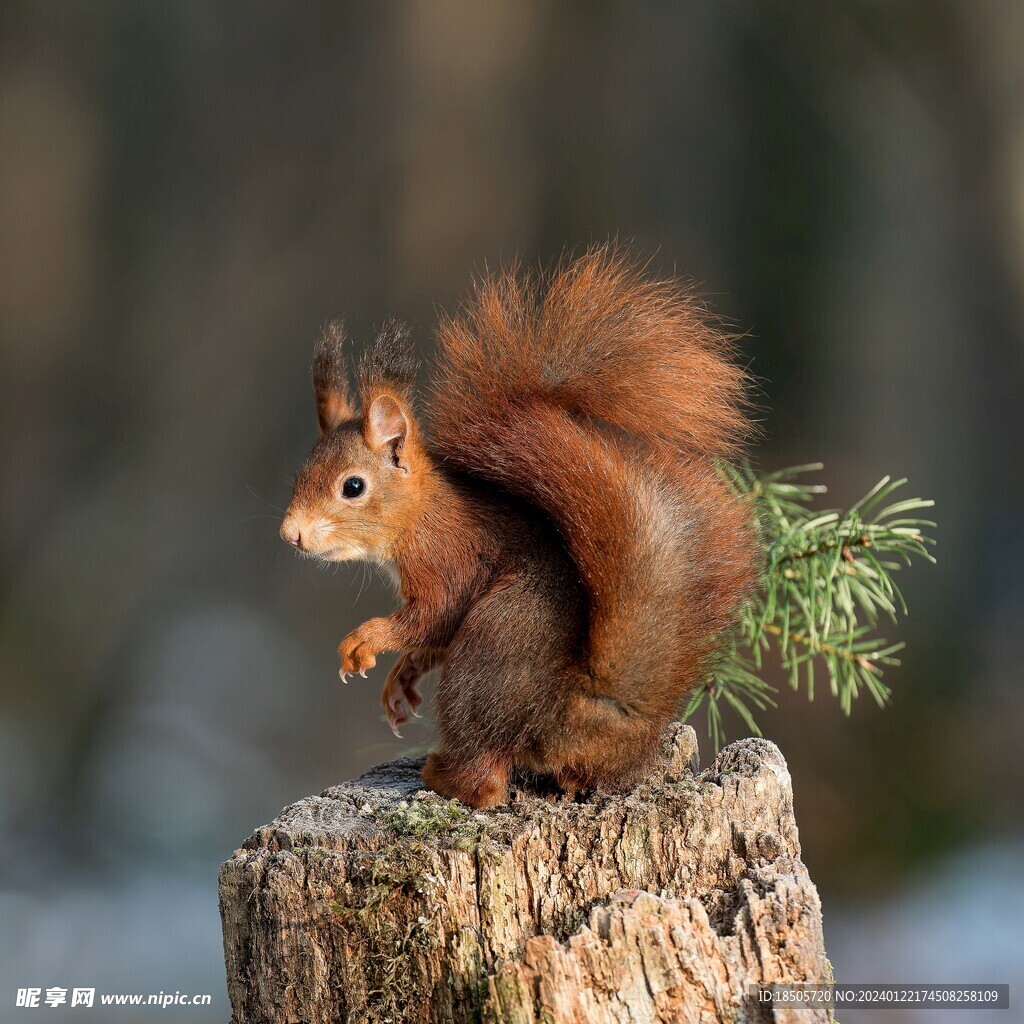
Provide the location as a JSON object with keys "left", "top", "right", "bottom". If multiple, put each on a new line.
{"left": 219, "top": 726, "right": 832, "bottom": 1023}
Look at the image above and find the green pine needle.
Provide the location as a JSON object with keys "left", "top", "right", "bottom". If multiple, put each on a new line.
{"left": 685, "top": 463, "right": 936, "bottom": 749}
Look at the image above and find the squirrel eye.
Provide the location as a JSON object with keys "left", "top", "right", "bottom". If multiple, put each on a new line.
{"left": 341, "top": 476, "right": 365, "bottom": 499}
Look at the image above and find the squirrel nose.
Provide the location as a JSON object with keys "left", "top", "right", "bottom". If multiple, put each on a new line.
{"left": 280, "top": 522, "right": 304, "bottom": 549}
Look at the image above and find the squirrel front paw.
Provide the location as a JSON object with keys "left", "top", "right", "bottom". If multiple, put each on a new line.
{"left": 380, "top": 649, "right": 436, "bottom": 737}
{"left": 338, "top": 621, "right": 386, "bottom": 681}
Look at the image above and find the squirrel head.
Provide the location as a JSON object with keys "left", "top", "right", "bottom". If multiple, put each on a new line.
{"left": 280, "top": 321, "right": 424, "bottom": 563}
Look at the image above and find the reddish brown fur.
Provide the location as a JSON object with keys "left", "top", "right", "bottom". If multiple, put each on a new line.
{"left": 281, "top": 248, "right": 760, "bottom": 807}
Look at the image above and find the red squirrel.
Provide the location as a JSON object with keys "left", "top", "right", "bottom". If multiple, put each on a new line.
{"left": 280, "top": 248, "right": 759, "bottom": 808}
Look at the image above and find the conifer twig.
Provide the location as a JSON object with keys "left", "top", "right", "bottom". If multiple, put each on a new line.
{"left": 685, "top": 463, "right": 936, "bottom": 748}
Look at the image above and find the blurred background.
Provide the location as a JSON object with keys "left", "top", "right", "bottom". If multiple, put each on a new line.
{"left": 2, "top": 1, "right": 1022, "bottom": 1020}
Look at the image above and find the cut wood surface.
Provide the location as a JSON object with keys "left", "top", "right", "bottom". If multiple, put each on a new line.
{"left": 219, "top": 725, "right": 833, "bottom": 1023}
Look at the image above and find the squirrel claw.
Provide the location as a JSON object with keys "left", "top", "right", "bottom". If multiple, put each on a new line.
{"left": 384, "top": 688, "right": 410, "bottom": 737}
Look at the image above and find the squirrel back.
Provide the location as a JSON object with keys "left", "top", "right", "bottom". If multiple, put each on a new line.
{"left": 428, "top": 247, "right": 759, "bottom": 723}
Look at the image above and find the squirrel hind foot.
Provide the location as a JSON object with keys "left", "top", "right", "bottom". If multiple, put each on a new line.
{"left": 422, "top": 750, "right": 510, "bottom": 809}
{"left": 550, "top": 766, "right": 598, "bottom": 802}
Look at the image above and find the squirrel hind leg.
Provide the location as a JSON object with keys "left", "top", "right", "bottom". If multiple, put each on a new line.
{"left": 422, "top": 749, "right": 510, "bottom": 809}
{"left": 541, "top": 690, "right": 665, "bottom": 794}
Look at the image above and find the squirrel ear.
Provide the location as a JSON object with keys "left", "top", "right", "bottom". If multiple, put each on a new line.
{"left": 312, "top": 321, "right": 356, "bottom": 433}
{"left": 364, "top": 394, "right": 411, "bottom": 465}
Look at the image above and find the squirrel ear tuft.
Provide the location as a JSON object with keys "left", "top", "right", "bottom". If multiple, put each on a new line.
{"left": 364, "top": 394, "right": 411, "bottom": 463}
{"left": 359, "top": 321, "right": 418, "bottom": 398}
{"left": 312, "top": 321, "right": 356, "bottom": 433}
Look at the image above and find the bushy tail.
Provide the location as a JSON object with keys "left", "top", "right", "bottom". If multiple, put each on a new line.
{"left": 430, "top": 248, "right": 757, "bottom": 706}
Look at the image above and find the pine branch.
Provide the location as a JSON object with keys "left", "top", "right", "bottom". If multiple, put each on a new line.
{"left": 685, "top": 463, "right": 936, "bottom": 748}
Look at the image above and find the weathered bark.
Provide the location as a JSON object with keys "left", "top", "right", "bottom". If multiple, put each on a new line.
{"left": 219, "top": 726, "right": 832, "bottom": 1023}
